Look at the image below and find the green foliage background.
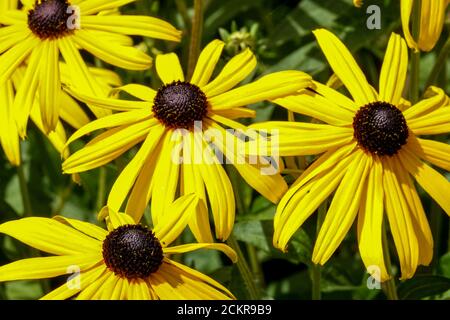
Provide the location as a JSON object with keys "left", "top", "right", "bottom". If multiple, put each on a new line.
{"left": 0, "top": 0, "right": 449, "bottom": 300}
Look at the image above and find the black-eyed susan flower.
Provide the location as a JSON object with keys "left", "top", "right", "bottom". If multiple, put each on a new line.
{"left": 0, "top": 0, "right": 181, "bottom": 134}
{"left": 62, "top": 40, "right": 312, "bottom": 242}
{"left": 251, "top": 29, "right": 450, "bottom": 281}
{"left": 0, "top": 194, "right": 237, "bottom": 300}
{"left": 401, "top": 0, "right": 449, "bottom": 51}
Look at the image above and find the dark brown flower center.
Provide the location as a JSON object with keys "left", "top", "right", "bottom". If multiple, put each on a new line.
{"left": 152, "top": 81, "right": 208, "bottom": 129}
{"left": 353, "top": 101, "right": 409, "bottom": 156}
{"left": 102, "top": 224, "right": 163, "bottom": 279}
{"left": 28, "top": 0, "right": 74, "bottom": 40}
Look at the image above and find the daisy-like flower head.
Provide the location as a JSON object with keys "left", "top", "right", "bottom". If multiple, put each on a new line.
{"left": 0, "top": 0, "right": 181, "bottom": 134}
{"left": 0, "top": 194, "right": 237, "bottom": 300}
{"left": 401, "top": 0, "right": 449, "bottom": 52}
{"left": 252, "top": 29, "right": 450, "bottom": 281}
{"left": 62, "top": 40, "right": 312, "bottom": 242}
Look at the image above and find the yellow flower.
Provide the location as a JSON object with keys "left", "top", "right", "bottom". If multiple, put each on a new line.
{"left": 0, "top": 194, "right": 237, "bottom": 300}
{"left": 62, "top": 40, "right": 312, "bottom": 242}
{"left": 252, "top": 29, "right": 450, "bottom": 281}
{"left": 0, "top": 0, "right": 181, "bottom": 134}
{"left": 0, "top": 64, "right": 121, "bottom": 166}
{"left": 353, "top": 0, "right": 363, "bottom": 8}
{"left": 401, "top": 0, "right": 449, "bottom": 51}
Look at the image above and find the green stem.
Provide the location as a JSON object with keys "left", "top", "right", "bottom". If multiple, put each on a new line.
{"left": 381, "top": 222, "right": 399, "bottom": 300}
{"left": 17, "top": 163, "right": 32, "bottom": 217}
{"left": 409, "top": 0, "right": 421, "bottom": 103}
{"left": 187, "top": 0, "right": 203, "bottom": 79}
{"left": 311, "top": 201, "right": 326, "bottom": 300}
{"left": 425, "top": 36, "right": 450, "bottom": 88}
{"left": 96, "top": 167, "right": 106, "bottom": 211}
{"left": 227, "top": 235, "right": 260, "bottom": 300}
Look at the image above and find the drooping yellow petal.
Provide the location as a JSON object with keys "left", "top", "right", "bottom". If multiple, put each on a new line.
{"left": 0, "top": 35, "right": 38, "bottom": 85}
{"left": 180, "top": 133, "right": 214, "bottom": 243}
{"left": 383, "top": 157, "right": 419, "bottom": 280}
{"left": 379, "top": 33, "right": 408, "bottom": 105}
{"left": 194, "top": 131, "right": 235, "bottom": 241}
{"left": 150, "top": 131, "right": 181, "bottom": 226}
{"left": 274, "top": 146, "right": 357, "bottom": 251}
{"left": 392, "top": 156, "right": 433, "bottom": 266}
{"left": 407, "top": 107, "right": 450, "bottom": 135}
{"left": 399, "top": 148, "right": 450, "bottom": 216}
{"left": 107, "top": 125, "right": 165, "bottom": 214}
{"left": 403, "top": 86, "right": 446, "bottom": 120}
{"left": 58, "top": 37, "right": 111, "bottom": 118}
{"left": 357, "top": 158, "right": 389, "bottom": 282}
{"left": 0, "top": 80, "right": 20, "bottom": 166}
{"left": 12, "top": 44, "right": 42, "bottom": 138}
{"left": 313, "top": 152, "right": 371, "bottom": 265}
{"left": 417, "top": 137, "right": 450, "bottom": 171}
{"left": 418, "top": 0, "right": 448, "bottom": 52}
{"left": 313, "top": 28, "right": 377, "bottom": 105}
{"left": 39, "top": 40, "right": 61, "bottom": 133}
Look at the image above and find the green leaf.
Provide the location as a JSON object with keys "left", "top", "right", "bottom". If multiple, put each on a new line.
{"left": 397, "top": 275, "right": 450, "bottom": 300}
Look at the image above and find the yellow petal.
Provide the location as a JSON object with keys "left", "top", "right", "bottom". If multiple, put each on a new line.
{"left": 164, "top": 243, "right": 237, "bottom": 263}
{"left": 383, "top": 157, "right": 419, "bottom": 280}
{"left": 110, "top": 84, "right": 157, "bottom": 102}
{"left": 40, "top": 265, "right": 106, "bottom": 300}
{"left": 313, "top": 28, "right": 376, "bottom": 105}
{"left": 379, "top": 33, "right": 408, "bottom": 105}
{"left": 39, "top": 40, "right": 61, "bottom": 133}
{"left": 0, "top": 80, "right": 20, "bottom": 165}
{"left": 73, "top": 29, "right": 152, "bottom": 70}
{"left": 399, "top": 148, "right": 450, "bottom": 216}
{"left": 392, "top": 156, "right": 433, "bottom": 266}
{"left": 63, "top": 120, "right": 152, "bottom": 173}
{"left": 153, "top": 194, "right": 199, "bottom": 247}
{"left": 274, "top": 146, "right": 357, "bottom": 251}
{"left": 181, "top": 134, "right": 214, "bottom": 243}
{"left": 191, "top": 40, "right": 225, "bottom": 87}
{"left": 273, "top": 89, "right": 355, "bottom": 126}
{"left": 357, "top": 158, "right": 389, "bottom": 282}
{"left": 210, "top": 71, "right": 311, "bottom": 110}
{"left": 155, "top": 53, "right": 185, "bottom": 84}
{"left": 202, "top": 48, "right": 256, "bottom": 97}
{"left": 0, "top": 254, "right": 102, "bottom": 282}
{"left": 313, "top": 152, "right": 371, "bottom": 265}
{"left": 0, "top": 217, "right": 101, "bottom": 255}
{"left": 107, "top": 125, "right": 165, "bottom": 214}
{"left": 81, "top": 15, "right": 181, "bottom": 42}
